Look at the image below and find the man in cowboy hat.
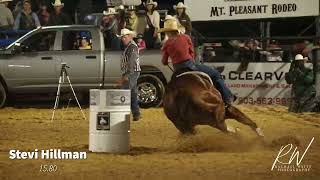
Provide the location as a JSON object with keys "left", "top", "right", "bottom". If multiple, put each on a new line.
{"left": 285, "top": 54, "right": 316, "bottom": 112}
{"left": 0, "top": 0, "right": 14, "bottom": 30}
{"left": 48, "top": 0, "right": 72, "bottom": 26}
{"left": 118, "top": 28, "right": 141, "bottom": 121}
{"left": 159, "top": 19, "right": 236, "bottom": 107}
{"left": 125, "top": 5, "right": 139, "bottom": 32}
{"left": 101, "top": 8, "right": 121, "bottom": 50}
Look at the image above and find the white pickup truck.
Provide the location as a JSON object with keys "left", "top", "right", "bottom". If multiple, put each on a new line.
{"left": 0, "top": 25, "right": 173, "bottom": 108}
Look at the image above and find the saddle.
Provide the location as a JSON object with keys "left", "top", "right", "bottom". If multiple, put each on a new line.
{"left": 172, "top": 68, "right": 213, "bottom": 86}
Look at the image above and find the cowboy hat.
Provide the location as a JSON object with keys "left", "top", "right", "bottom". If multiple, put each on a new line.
{"left": 0, "top": 0, "right": 13, "bottom": 3}
{"left": 164, "top": 15, "right": 176, "bottom": 21}
{"left": 118, "top": 28, "right": 136, "bottom": 37}
{"left": 117, "top": 5, "right": 125, "bottom": 10}
{"left": 127, "top": 5, "right": 136, "bottom": 11}
{"left": 162, "top": 15, "right": 186, "bottom": 33}
{"left": 294, "top": 54, "right": 307, "bottom": 61}
{"left": 23, "top": 0, "right": 31, "bottom": 4}
{"left": 158, "top": 19, "right": 179, "bottom": 33}
{"left": 103, "top": 8, "right": 118, "bottom": 16}
{"left": 144, "top": 0, "right": 157, "bottom": 7}
{"left": 52, "top": 0, "right": 64, "bottom": 7}
{"left": 173, "top": 2, "right": 187, "bottom": 10}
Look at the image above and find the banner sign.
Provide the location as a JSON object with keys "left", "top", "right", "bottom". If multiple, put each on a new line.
{"left": 204, "top": 62, "right": 293, "bottom": 105}
{"left": 185, "top": 0, "right": 320, "bottom": 21}
{"left": 106, "top": 0, "right": 141, "bottom": 6}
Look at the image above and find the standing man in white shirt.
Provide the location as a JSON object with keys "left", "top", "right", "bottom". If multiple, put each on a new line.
{"left": 0, "top": 0, "right": 14, "bottom": 30}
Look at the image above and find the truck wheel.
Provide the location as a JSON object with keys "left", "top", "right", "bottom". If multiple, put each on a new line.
{"left": 0, "top": 83, "right": 7, "bottom": 108}
{"left": 137, "top": 74, "right": 165, "bottom": 108}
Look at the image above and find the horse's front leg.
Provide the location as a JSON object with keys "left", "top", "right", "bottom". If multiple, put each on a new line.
{"left": 225, "top": 106, "right": 264, "bottom": 137}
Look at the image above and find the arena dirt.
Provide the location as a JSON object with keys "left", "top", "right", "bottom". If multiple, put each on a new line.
{"left": 0, "top": 105, "right": 319, "bottom": 180}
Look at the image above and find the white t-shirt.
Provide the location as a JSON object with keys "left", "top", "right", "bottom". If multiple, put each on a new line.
{"left": 147, "top": 10, "right": 160, "bottom": 29}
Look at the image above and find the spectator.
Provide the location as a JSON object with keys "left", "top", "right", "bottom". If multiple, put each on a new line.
{"left": 1, "top": 0, "right": 11, "bottom": 7}
{"left": 13, "top": 0, "right": 40, "bottom": 30}
{"left": 262, "top": 40, "right": 283, "bottom": 61}
{"left": 79, "top": 38, "right": 91, "bottom": 50}
{"left": 173, "top": 2, "right": 192, "bottom": 36}
{"left": 48, "top": 0, "right": 72, "bottom": 26}
{"left": 237, "top": 39, "right": 260, "bottom": 71}
{"left": 13, "top": 0, "right": 23, "bottom": 18}
{"left": 285, "top": 54, "right": 316, "bottom": 113}
{"left": 0, "top": 0, "right": 14, "bottom": 30}
{"left": 37, "top": 5, "right": 50, "bottom": 26}
{"left": 116, "top": 5, "right": 126, "bottom": 35}
{"left": 126, "top": 5, "right": 138, "bottom": 32}
{"left": 100, "top": 8, "right": 121, "bottom": 50}
{"left": 135, "top": 34, "right": 146, "bottom": 51}
{"left": 144, "top": 0, "right": 160, "bottom": 49}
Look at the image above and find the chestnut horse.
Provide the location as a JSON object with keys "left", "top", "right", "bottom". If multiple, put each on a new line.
{"left": 163, "top": 69, "right": 264, "bottom": 137}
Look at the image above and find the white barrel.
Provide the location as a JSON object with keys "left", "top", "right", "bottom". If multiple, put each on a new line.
{"left": 89, "top": 89, "right": 131, "bottom": 153}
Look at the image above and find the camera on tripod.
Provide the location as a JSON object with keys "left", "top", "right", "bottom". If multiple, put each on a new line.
{"left": 61, "top": 62, "right": 70, "bottom": 69}
{"left": 52, "top": 62, "right": 86, "bottom": 121}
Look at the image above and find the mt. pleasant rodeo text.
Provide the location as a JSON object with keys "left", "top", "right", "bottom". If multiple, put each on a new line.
{"left": 9, "top": 149, "right": 87, "bottom": 160}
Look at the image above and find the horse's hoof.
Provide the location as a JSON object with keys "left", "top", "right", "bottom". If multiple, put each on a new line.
{"left": 227, "top": 126, "right": 239, "bottom": 134}
{"left": 255, "top": 128, "right": 264, "bottom": 137}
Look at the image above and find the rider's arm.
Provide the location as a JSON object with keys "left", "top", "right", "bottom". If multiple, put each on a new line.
{"left": 187, "top": 35, "right": 194, "bottom": 59}
{"left": 161, "top": 43, "right": 169, "bottom": 65}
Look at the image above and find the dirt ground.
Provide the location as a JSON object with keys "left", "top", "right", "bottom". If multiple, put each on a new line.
{"left": 0, "top": 104, "right": 319, "bottom": 180}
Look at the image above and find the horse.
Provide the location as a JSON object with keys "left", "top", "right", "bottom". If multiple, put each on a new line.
{"left": 163, "top": 69, "right": 264, "bottom": 137}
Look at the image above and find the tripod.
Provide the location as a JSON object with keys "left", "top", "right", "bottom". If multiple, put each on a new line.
{"left": 51, "top": 63, "right": 87, "bottom": 121}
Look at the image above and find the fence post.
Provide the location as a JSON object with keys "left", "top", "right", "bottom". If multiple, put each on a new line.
{"left": 313, "top": 16, "right": 320, "bottom": 97}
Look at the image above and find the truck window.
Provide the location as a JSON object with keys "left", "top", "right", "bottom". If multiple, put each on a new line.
{"left": 21, "top": 31, "right": 56, "bottom": 52}
{"left": 62, "top": 31, "right": 92, "bottom": 51}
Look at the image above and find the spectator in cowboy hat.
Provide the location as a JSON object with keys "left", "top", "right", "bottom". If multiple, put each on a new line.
{"left": 118, "top": 28, "right": 141, "bottom": 121}
{"left": 126, "top": 5, "right": 139, "bottom": 33}
{"left": 14, "top": 0, "right": 40, "bottom": 30}
{"left": 174, "top": 2, "right": 192, "bottom": 36}
{"left": 285, "top": 54, "right": 316, "bottom": 112}
{"left": 1, "top": 0, "right": 11, "bottom": 7}
{"left": 0, "top": 0, "right": 14, "bottom": 30}
{"left": 116, "top": 4, "right": 126, "bottom": 35}
{"left": 48, "top": 0, "right": 72, "bottom": 26}
{"left": 101, "top": 8, "right": 121, "bottom": 50}
{"left": 144, "top": 0, "right": 160, "bottom": 49}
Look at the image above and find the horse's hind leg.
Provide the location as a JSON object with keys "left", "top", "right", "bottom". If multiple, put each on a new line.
{"left": 225, "top": 106, "right": 264, "bottom": 137}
